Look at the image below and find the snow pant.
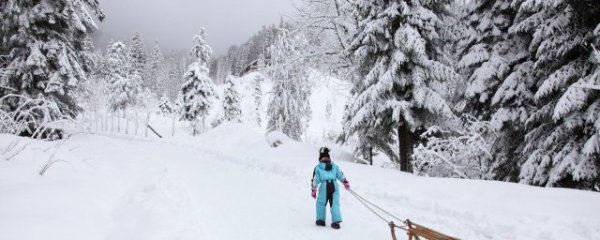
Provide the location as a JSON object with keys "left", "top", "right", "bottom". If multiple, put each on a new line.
{"left": 316, "top": 180, "right": 342, "bottom": 223}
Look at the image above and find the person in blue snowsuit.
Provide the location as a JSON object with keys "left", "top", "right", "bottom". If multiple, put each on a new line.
{"left": 311, "top": 147, "right": 350, "bottom": 229}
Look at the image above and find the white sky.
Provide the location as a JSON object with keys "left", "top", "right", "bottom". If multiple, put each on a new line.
{"left": 93, "top": 0, "right": 295, "bottom": 55}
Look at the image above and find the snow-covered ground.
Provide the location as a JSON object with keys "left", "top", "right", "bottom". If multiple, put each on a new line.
{"left": 1, "top": 123, "right": 599, "bottom": 240}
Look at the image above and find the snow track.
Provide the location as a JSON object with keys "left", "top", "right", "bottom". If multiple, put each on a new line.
{"left": 1, "top": 124, "right": 600, "bottom": 240}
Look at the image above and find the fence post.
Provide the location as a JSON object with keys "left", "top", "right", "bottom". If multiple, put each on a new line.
{"left": 389, "top": 222, "right": 398, "bottom": 240}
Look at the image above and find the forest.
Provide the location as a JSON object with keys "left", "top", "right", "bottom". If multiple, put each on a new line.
{"left": 1, "top": 0, "right": 599, "bottom": 192}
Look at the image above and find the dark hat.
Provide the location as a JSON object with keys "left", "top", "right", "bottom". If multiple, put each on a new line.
{"left": 319, "top": 147, "right": 330, "bottom": 160}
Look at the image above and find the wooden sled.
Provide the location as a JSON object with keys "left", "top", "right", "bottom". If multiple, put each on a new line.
{"left": 389, "top": 220, "right": 460, "bottom": 240}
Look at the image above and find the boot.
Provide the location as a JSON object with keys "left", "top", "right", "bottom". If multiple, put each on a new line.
{"left": 331, "top": 222, "right": 341, "bottom": 229}
{"left": 316, "top": 220, "right": 326, "bottom": 227}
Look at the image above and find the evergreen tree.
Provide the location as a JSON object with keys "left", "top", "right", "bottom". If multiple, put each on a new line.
{"left": 253, "top": 74, "right": 264, "bottom": 127}
{"left": 179, "top": 29, "right": 216, "bottom": 135}
{"left": 158, "top": 94, "right": 172, "bottom": 115}
{"left": 0, "top": 0, "right": 105, "bottom": 118}
{"left": 147, "top": 41, "right": 166, "bottom": 94}
{"left": 129, "top": 33, "right": 147, "bottom": 75}
{"left": 457, "top": 0, "right": 530, "bottom": 181}
{"left": 457, "top": 0, "right": 525, "bottom": 119}
{"left": 222, "top": 75, "right": 242, "bottom": 123}
{"left": 105, "top": 42, "right": 141, "bottom": 111}
{"left": 341, "top": 0, "right": 460, "bottom": 171}
{"left": 513, "top": 0, "right": 600, "bottom": 190}
{"left": 128, "top": 32, "right": 151, "bottom": 101}
{"left": 266, "top": 30, "right": 312, "bottom": 141}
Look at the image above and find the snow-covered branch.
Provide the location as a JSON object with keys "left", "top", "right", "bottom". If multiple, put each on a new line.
{"left": 412, "top": 116, "right": 495, "bottom": 180}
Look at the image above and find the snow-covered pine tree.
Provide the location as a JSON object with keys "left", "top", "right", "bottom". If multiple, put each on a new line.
{"left": 266, "top": 29, "right": 312, "bottom": 141}
{"left": 341, "top": 0, "right": 460, "bottom": 171}
{"left": 457, "top": 0, "right": 525, "bottom": 118}
{"left": 158, "top": 94, "right": 172, "bottom": 115}
{"left": 456, "top": 0, "right": 531, "bottom": 181}
{"left": 253, "top": 74, "right": 264, "bottom": 127}
{"left": 222, "top": 75, "right": 242, "bottom": 123}
{"left": 0, "top": 0, "right": 104, "bottom": 118}
{"left": 127, "top": 32, "right": 150, "bottom": 105}
{"left": 179, "top": 29, "right": 216, "bottom": 135}
{"left": 515, "top": 0, "right": 600, "bottom": 190}
{"left": 129, "top": 32, "right": 147, "bottom": 78}
{"left": 147, "top": 42, "right": 166, "bottom": 94}
{"left": 105, "top": 41, "right": 141, "bottom": 111}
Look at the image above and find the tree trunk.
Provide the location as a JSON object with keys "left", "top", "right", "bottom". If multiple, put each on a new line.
{"left": 368, "top": 146, "right": 373, "bottom": 166}
{"left": 398, "top": 124, "right": 416, "bottom": 172}
{"left": 124, "top": 109, "right": 128, "bottom": 135}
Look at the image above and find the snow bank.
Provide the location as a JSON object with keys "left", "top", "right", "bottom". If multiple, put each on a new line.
{"left": 265, "top": 130, "right": 291, "bottom": 147}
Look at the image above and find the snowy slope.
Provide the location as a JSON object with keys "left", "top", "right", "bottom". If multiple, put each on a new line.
{"left": 1, "top": 123, "right": 599, "bottom": 240}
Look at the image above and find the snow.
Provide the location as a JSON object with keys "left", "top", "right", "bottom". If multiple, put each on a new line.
{"left": 1, "top": 123, "right": 600, "bottom": 240}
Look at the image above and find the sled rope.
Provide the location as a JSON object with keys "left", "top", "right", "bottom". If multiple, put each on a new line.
{"left": 348, "top": 189, "right": 460, "bottom": 240}
{"left": 348, "top": 189, "right": 405, "bottom": 227}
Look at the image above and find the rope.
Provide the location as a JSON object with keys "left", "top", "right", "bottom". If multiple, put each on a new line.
{"left": 348, "top": 189, "right": 407, "bottom": 229}
{"left": 348, "top": 189, "right": 389, "bottom": 223}
{"left": 347, "top": 189, "right": 460, "bottom": 239}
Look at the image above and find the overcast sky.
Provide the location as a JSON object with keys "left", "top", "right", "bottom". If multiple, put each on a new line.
{"left": 93, "top": 0, "right": 295, "bottom": 56}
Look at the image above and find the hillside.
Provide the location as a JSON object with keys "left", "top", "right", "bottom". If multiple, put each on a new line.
{"left": 1, "top": 123, "right": 599, "bottom": 240}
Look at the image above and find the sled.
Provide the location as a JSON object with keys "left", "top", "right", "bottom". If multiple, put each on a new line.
{"left": 400, "top": 220, "right": 459, "bottom": 240}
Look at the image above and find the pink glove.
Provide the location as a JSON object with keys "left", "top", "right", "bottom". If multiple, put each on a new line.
{"left": 344, "top": 180, "right": 350, "bottom": 190}
{"left": 311, "top": 187, "right": 317, "bottom": 199}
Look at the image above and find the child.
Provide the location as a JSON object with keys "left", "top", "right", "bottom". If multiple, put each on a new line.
{"left": 311, "top": 147, "right": 350, "bottom": 229}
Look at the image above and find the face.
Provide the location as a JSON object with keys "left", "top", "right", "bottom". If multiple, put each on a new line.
{"left": 320, "top": 157, "right": 330, "bottom": 162}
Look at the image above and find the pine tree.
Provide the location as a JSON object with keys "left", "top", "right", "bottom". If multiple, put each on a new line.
{"left": 253, "top": 74, "right": 264, "bottom": 127}
{"left": 147, "top": 42, "right": 166, "bottom": 94}
{"left": 0, "top": 0, "right": 105, "bottom": 118}
{"left": 129, "top": 33, "right": 147, "bottom": 75}
{"left": 456, "top": 0, "right": 531, "bottom": 181}
{"left": 513, "top": 0, "right": 600, "bottom": 190}
{"left": 128, "top": 32, "right": 152, "bottom": 103}
{"left": 266, "top": 30, "right": 312, "bottom": 141}
{"left": 105, "top": 42, "right": 141, "bottom": 111}
{"left": 341, "top": 0, "right": 460, "bottom": 171}
{"left": 222, "top": 75, "right": 242, "bottom": 123}
{"left": 457, "top": 0, "right": 525, "bottom": 119}
{"left": 158, "top": 94, "right": 172, "bottom": 115}
{"left": 179, "top": 29, "right": 216, "bottom": 135}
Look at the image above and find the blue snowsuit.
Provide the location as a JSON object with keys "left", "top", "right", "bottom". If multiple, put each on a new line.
{"left": 312, "top": 161, "right": 346, "bottom": 223}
